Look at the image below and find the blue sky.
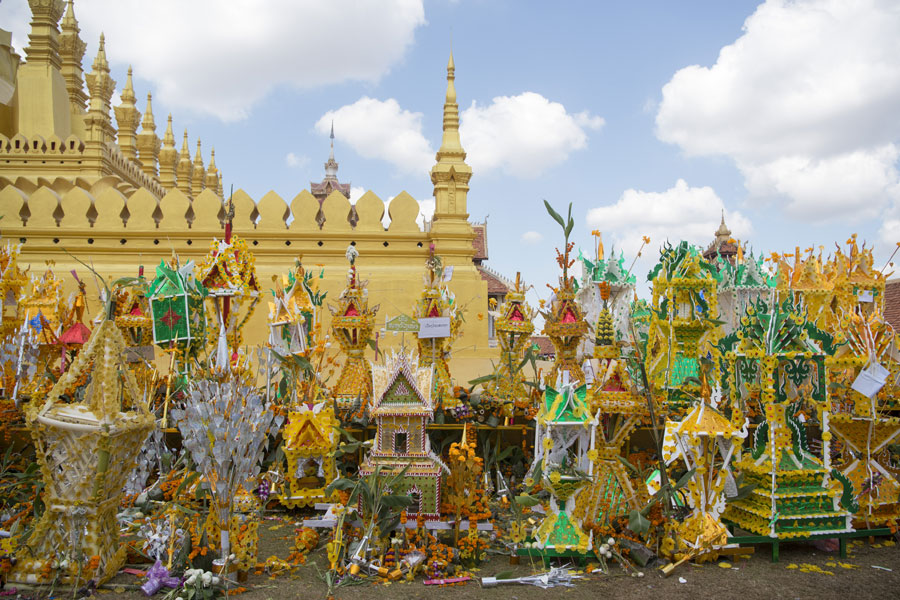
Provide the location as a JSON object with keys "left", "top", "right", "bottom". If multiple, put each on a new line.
{"left": 3, "top": 0, "right": 900, "bottom": 306}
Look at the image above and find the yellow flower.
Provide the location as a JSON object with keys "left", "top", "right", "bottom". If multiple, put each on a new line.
{"left": 642, "top": 235, "right": 651, "bottom": 244}
{"left": 524, "top": 477, "right": 535, "bottom": 488}
{"left": 542, "top": 437, "right": 554, "bottom": 451}
{"left": 549, "top": 471, "right": 562, "bottom": 485}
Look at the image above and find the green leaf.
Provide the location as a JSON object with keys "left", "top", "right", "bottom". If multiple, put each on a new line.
{"left": 176, "top": 471, "right": 201, "bottom": 498}
{"left": 468, "top": 373, "right": 498, "bottom": 387}
{"left": 616, "top": 455, "right": 639, "bottom": 475}
{"left": 325, "top": 478, "right": 357, "bottom": 494}
{"left": 173, "top": 503, "right": 198, "bottom": 516}
{"left": 514, "top": 494, "right": 542, "bottom": 507}
{"left": 381, "top": 494, "right": 414, "bottom": 508}
{"left": 334, "top": 426, "right": 360, "bottom": 443}
{"left": 674, "top": 467, "right": 696, "bottom": 491}
{"left": 543, "top": 199, "right": 566, "bottom": 229}
{"left": 628, "top": 508, "right": 651, "bottom": 535}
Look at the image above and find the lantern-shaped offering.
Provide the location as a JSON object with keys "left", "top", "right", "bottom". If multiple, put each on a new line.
{"left": 360, "top": 350, "right": 445, "bottom": 517}
{"left": 578, "top": 283, "right": 650, "bottom": 528}
{"left": 280, "top": 403, "right": 340, "bottom": 508}
{"left": 330, "top": 246, "right": 378, "bottom": 416}
{"left": 660, "top": 374, "right": 747, "bottom": 561}
{"left": 148, "top": 260, "right": 207, "bottom": 349}
{"left": 646, "top": 241, "right": 720, "bottom": 416}
{"left": 487, "top": 273, "right": 535, "bottom": 416}
{"left": 10, "top": 319, "right": 154, "bottom": 585}
{"left": 529, "top": 376, "right": 597, "bottom": 556}
{"left": 720, "top": 297, "right": 853, "bottom": 538}
{"left": 413, "top": 252, "right": 461, "bottom": 407}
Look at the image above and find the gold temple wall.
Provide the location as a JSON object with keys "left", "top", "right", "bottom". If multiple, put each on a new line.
{"left": 0, "top": 180, "right": 493, "bottom": 385}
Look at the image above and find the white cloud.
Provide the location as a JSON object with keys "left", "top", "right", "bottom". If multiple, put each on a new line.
{"left": 656, "top": 0, "right": 900, "bottom": 222}
{"left": 0, "top": 0, "right": 426, "bottom": 121}
{"left": 349, "top": 186, "right": 366, "bottom": 204}
{"left": 460, "top": 92, "right": 603, "bottom": 178}
{"left": 416, "top": 197, "right": 435, "bottom": 230}
{"left": 587, "top": 179, "right": 752, "bottom": 276}
{"left": 285, "top": 152, "right": 308, "bottom": 168}
{"left": 520, "top": 231, "right": 543, "bottom": 244}
{"left": 379, "top": 195, "right": 432, "bottom": 230}
{"left": 316, "top": 98, "right": 434, "bottom": 176}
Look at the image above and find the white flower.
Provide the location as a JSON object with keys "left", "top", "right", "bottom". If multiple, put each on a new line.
{"left": 638, "top": 571, "right": 645, "bottom": 578}
{"left": 228, "top": 553, "right": 236, "bottom": 561}
{"left": 186, "top": 574, "right": 197, "bottom": 586}
{"left": 212, "top": 576, "right": 220, "bottom": 585}
{"left": 607, "top": 537, "right": 615, "bottom": 546}
{"left": 201, "top": 572, "right": 212, "bottom": 586}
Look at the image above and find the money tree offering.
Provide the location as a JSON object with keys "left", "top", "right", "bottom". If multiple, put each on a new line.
{"left": 172, "top": 379, "right": 283, "bottom": 567}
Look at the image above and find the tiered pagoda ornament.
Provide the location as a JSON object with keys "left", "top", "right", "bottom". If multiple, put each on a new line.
{"left": 413, "top": 249, "right": 461, "bottom": 407}
{"left": 541, "top": 203, "right": 588, "bottom": 385}
{"left": 829, "top": 236, "right": 885, "bottom": 319}
{"left": 577, "top": 240, "right": 637, "bottom": 358}
{"left": 360, "top": 350, "right": 446, "bottom": 517}
{"left": 112, "top": 266, "right": 154, "bottom": 354}
{"left": 56, "top": 276, "right": 91, "bottom": 369}
{"left": 329, "top": 246, "right": 379, "bottom": 417}
{"left": 577, "top": 282, "right": 649, "bottom": 528}
{"left": 15, "top": 265, "right": 67, "bottom": 399}
{"left": 825, "top": 239, "right": 899, "bottom": 524}
{"left": 773, "top": 247, "right": 834, "bottom": 330}
{"left": 659, "top": 372, "right": 747, "bottom": 562}
{"left": 720, "top": 297, "right": 853, "bottom": 539}
{"left": 268, "top": 258, "right": 324, "bottom": 360}
{"left": 528, "top": 375, "right": 597, "bottom": 556}
{"left": 279, "top": 402, "right": 340, "bottom": 509}
{"left": 486, "top": 272, "right": 535, "bottom": 417}
{"left": 10, "top": 317, "right": 154, "bottom": 585}
{"left": 0, "top": 242, "right": 29, "bottom": 398}
{"left": 0, "top": 241, "right": 28, "bottom": 339}
{"left": 197, "top": 200, "right": 260, "bottom": 368}
{"left": 646, "top": 241, "right": 721, "bottom": 415}
{"left": 828, "top": 311, "right": 900, "bottom": 525}
{"left": 20, "top": 264, "right": 65, "bottom": 347}
{"left": 717, "top": 248, "right": 774, "bottom": 335}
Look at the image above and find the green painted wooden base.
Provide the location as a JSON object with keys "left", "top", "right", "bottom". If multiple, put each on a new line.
{"left": 725, "top": 524, "right": 893, "bottom": 562}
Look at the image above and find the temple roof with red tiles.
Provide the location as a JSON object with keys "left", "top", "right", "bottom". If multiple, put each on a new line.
{"left": 472, "top": 223, "right": 488, "bottom": 262}
{"left": 885, "top": 279, "right": 900, "bottom": 331}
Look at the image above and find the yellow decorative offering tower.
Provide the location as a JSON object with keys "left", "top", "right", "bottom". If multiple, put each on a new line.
{"left": 330, "top": 246, "right": 379, "bottom": 417}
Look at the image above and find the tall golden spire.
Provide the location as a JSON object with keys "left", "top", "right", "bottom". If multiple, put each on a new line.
{"left": 84, "top": 33, "right": 116, "bottom": 142}
{"left": 429, "top": 51, "right": 474, "bottom": 261}
{"left": 24, "top": 0, "right": 65, "bottom": 69}
{"left": 205, "top": 148, "right": 220, "bottom": 191}
{"left": 158, "top": 115, "right": 177, "bottom": 189}
{"left": 16, "top": 0, "right": 71, "bottom": 138}
{"left": 435, "top": 51, "right": 466, "bottom": 162}
{"left": 191, "top": 139, "right": 206, "bottom": 196}
{"left": 136, "top": 92, "right": 161, "bottom": 178}
{"left": 114, "top": 66, "right": 141, "bottom": 160}
{"left": 176, "top": 130, "right": 193, "bottom": 195}
{"left": 58, "top": 0, "right": 87, "bottom": 111}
